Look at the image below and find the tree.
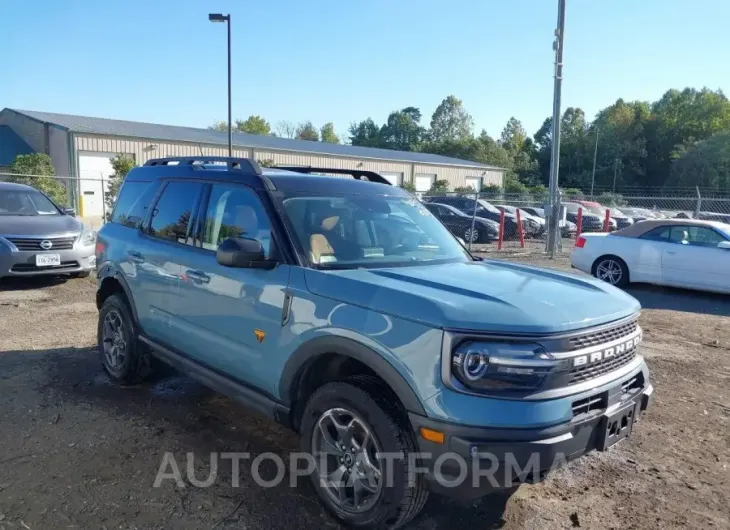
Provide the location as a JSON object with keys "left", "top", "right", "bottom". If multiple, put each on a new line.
{"left": 379, "top": 108, "right": 425, "bottom": 151}
{"left": 400, "top": 181, "right": 416, "bottom": 192}
{"left": 210, "top": 115, "right": 272, "bottom": 135}
{"left": 500, "top": 117, "right": 528, "bottom": 152}
{"left": 429, "top": 95, "right": 474, "bottom": 143}
{"left": 667, "top": 132, "right": 730, "bottom": 189}
{"left": 296, "top": 121, "right": 320, "bottom": 141}
{"left": 428, "top": 179, "right": 450, "bottom": 194}
{"left": 10, "top": 153, "right": 67, "bottom": 207}
{"left": 235, "top": 115, "right": 271, "bottom": 135}
{"left": 105, "top": 155, "right": 136, "bottom": 217}
{"left": 349, "top": 118, "right": 382, "bottom": 147}
{"left": 275, "top": 120, "right": 297, "bottom": 139}
{"left": 320, "top": 122, "right": 340, "bottom": 144}
{"left": 257, "top": 158, "right": 276, "bottom": 168}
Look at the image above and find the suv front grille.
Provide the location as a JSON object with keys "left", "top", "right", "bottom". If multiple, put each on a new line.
{"left": 569, "top": 346, "right": 637, "bottom": 384}
{"left": 568, "top": 319, "right": 638, "bottom": 350}
{"left": 5, "top": 236, "right": 77, "bottom": 251}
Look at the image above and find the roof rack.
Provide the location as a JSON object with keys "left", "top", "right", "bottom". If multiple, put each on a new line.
{"left": 274, "top": 166, "right": 392, "bottom": 186}
{"left": 144, "top": 156, "right": 262, "bottom": 175}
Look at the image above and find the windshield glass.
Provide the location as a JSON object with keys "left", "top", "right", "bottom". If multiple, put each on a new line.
{"left": 476, "top": 199, "right": 501, "bottom": 214}
{"left": 716, "top": 224, "right": 730, "bottom": 239}
{"left": 563, "top": 202, "right": 581, "bottom": 213}
{"left": 610, "top": 208, "right": 626, "bottom": 217}
{"left": 281, "top": 192, "right": 470, "bottom": 269}
{"left": 0, "top": 189, "right": 60, "bottom": 216}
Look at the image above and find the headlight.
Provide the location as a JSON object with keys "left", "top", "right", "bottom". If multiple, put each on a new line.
{"left": 451, "top": 341, "right": 555, "bottom": 392}
{"left": 81, "top": 228, "right": 97, "bottom": 246}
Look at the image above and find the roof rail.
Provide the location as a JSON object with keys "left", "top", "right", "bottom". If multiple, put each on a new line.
{"left": 274, "top": 166, "right": 392, "bottom": 186}
{"left": 144, "top": 156, "right": 262, "bottom": 175}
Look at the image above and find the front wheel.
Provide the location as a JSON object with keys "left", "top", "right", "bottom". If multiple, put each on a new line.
{"left": 593, "top": 256, "right": 629, "bottom": 287}
{"left": 464, "top": 227, "right": 480, "bottom": 243}
{"left": 300, "top": 377, "right": 429, "bottom": 529}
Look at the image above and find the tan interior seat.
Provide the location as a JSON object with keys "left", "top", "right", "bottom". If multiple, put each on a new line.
{"left": 309, "top": 216, "right": 339, "bottom": 264}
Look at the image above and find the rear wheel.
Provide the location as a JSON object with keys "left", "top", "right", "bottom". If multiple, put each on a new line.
{"left": 464, "top": 227, "right": 480, "bottom": 243}
{"left": 300, "top": 376, "right": 429, "bottom": 529}
{"left": 592, "top": 256, "right": 629, "bottom": 287}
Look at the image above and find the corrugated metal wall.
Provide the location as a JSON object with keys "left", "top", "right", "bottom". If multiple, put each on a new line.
{"left": 73, "top": 134, "right": 504, "bottom": 189}
{"left": 0, "top": 110, "right": 46, "bottom": 154}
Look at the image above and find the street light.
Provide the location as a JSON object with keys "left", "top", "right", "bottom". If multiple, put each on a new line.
{"left": 209, "top": 13, "right": 232, "bottom": 156}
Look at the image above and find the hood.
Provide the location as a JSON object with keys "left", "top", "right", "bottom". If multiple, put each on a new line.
{"left": 304, "top": 260, "right": 640, "bottom": 334}
{"left": 0, "top": 214, "right": 82, "bottom": 236}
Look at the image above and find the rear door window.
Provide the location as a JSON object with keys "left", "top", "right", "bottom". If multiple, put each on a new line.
{"left": 147, "top": 181, "right": 205, "bottom": 244}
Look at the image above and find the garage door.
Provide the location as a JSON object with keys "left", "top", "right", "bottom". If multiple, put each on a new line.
{"left": 78, "top": 153, "right": 116, "bottom": 217}
{"left": 379, "top": 171, "right": 403, "bottom": 186}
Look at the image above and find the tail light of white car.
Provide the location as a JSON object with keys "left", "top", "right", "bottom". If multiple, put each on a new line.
{"left": 575, "top": 236, "right": 587, "bottom": 248}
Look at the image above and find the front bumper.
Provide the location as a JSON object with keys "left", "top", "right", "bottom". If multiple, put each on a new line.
{"left": 0, "top": 244, "right": 96, "bottom": 278}
{"left": 409, "top": 374, "right": 653, "bottom": 501}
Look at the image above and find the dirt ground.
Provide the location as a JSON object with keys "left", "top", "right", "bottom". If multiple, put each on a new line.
{"left": 0, "top": 254, "right": 728, "bottom": 530}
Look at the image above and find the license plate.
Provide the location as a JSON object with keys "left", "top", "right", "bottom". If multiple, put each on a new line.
{"left": 35, "top": 254, "right": 61, "bottom": 267}
{"left": 599, "top": 401, "right": 637, "bottom": 451}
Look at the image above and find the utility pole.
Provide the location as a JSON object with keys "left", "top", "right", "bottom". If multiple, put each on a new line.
{"left": 590, "top": 126, "right": 598, "bottom": 199}
{"left": 546, "top": 0, "right": 566, "bottom": 258}
{"left": 612, "top": 158, "right": 618, "bottom": 193}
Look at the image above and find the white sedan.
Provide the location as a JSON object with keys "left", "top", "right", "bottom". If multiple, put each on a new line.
{"left": 571, "top": 219, "right": 730, "bottom": 294}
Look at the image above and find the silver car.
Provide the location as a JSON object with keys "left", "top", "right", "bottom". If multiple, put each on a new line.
{"left": 0, "top": 181, "right": 96, "bottom": 279}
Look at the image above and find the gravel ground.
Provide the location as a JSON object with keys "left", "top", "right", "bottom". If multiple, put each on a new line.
{"left": 0, "top": 257, "right": 728, "bottom": 530}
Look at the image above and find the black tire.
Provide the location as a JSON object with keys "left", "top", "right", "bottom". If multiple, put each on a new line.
{"left": 464, "top": 226, "right": 479, "bottom": 244}
{"left": 592, "top": 255, "right": 630, "bottom": 287}
{"left": 300, "top": 376, "right": 429, "bottom": 529}
{"left": 70, "top": 271, "right": 91, "bottom": 279}
{"left": 97, "top": 293, "right": 154, "bottom": 384}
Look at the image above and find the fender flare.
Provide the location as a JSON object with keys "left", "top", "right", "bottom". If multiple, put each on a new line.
{"left": 96, "top": 264, "right": 140, "bottom": 325}
{"left": 279, "top": 335, "right": 426, "bottom": 415}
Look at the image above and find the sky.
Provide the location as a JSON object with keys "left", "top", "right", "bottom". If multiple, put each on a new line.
{"left": 1, "top": 0, "right": 729, "bottom": 140}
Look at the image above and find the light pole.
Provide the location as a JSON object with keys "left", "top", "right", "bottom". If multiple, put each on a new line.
{"left": 590, "top": 126, "right": 599, "bottom": 199}
{"left": 209, "top": 13, "right": 232, "bottom": 157}
{"left": 546, "top": 0, "right": 566, "bottom": 258}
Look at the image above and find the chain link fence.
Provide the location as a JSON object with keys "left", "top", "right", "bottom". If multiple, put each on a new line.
{"left": 421, "top": 191, "right": 730, "bottom": 256}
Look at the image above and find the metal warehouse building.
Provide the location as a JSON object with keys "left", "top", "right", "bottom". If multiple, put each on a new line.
{"left": 0, "top": 108, "right": 504, "bottom": 218}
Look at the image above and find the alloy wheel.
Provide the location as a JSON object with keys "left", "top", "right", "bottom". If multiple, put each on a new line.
{"left": 101, "top": 309, "right": 127, "bottom": 369}
{"left": 464, "top": 228, "right": 479, "bottom": 243}
{"left": 311, "top": 407, "right": 383, "bottom": 513}
{"left": 596, "top": 259, "right": 622, "bottom": 285}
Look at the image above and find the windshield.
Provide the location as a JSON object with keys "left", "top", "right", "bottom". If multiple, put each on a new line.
{"left": 563, "top": 202, "right": 581, "bottom": 214}
{"left": 281, "top": 192, "right": 470, "bottom": 269}
{"left": 0, "top": 189, "right": 60, "bottom": 216}
{"left": 583, "top": 204, "right": 607, "bottom": 216}
{"left": 476, "top": 199, "right": 501, "bottom": 214}
{"left": 610, "top": 208, "right": 626, "bottom": 217}
{"left": 716, "top": 224, "right": 730, "bottom": 239}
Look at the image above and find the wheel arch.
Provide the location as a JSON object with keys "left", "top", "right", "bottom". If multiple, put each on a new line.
{"left": 279, "top": 336, "right": 427, "bottom": 425}
{"left": 96, "top": 266, "right": 139, "bottom": 325}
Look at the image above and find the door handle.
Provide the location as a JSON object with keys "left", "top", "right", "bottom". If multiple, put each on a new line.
{"left": 185, "top": 269, "right": 211, "bottom": 284}
{"left": 665, "top": 251, "right": 676, "bottom": 255}
{"left": 128, "top": 250, "right": 144, "bottom": 263}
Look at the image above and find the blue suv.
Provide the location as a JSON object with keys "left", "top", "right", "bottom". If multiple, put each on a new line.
{"left": 95, "top": 157, "right": 652, "bottom": 528}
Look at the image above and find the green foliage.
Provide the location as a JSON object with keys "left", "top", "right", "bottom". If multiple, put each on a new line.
{"left": 561, "top": 187, "right": 584, "bottom": 199}
{"left": 105, "top": 155, "right": 136, "bottom": 218}
{"left": 320, "top": 122, "right": 340, "bottom": 144}
{"left": 349, "top": 118, "right": 382, "bottom": 147}
{"left": 296, "top": 121, "right": 320, "bottom": 141}
{"left": 10, "top": 153, "right": 67, "bottom": 206}
{"left": 429, "top": 95, "right": 474, "bottom": 143}
{"left": 453, "top": 186, "right": 476, "bottom": 193}
{"left": 257, "top": 158, "right": 276, "bottom": 168}
{"left": 210, "top": 115, "right": 272, "bottom": 135}
{"left": 668, "top": 132, "right": 730, "bottom": 188}
{"left": 379, "top": 108, "right": 425, "bottom": 151}
{"left": 481, "top": 184, "right": 502, "bottom": 194}
{"left": 399, "top": 181, "right": 416, "bottom": 192}
{"left": 596, "top": 192, "right": 628, "bottom": 207}
{"left": 235, "top": 115, "right": 271, "bottom": 135}
{"left": 428, "top": 179, "right": 450, "bottom": 193}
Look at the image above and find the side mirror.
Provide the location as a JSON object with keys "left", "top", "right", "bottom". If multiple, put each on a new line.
{"left": 216, "top": 237, "right": 276, "bottom": 269}
{"left": 718, "top": 241, "right": 730, "bottom": 250}
{"left": 64, "top": 208, "right": 76, "bottom": 216}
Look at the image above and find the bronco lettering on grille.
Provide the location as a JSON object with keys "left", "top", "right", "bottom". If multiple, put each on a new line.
{"left": 573, "top": 331, "right": 643, "bottom": 367}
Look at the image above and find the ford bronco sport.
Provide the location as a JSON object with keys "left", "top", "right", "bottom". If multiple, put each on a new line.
{"left": 95, "top": 157, "right": 652, "bottom": 528}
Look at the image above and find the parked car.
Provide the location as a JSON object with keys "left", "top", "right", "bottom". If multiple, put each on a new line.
{"left": 576, "top": 201, "right": 631, "bottom": 230}
{"left": 0, "top": 181, "right": 96, "bottom": 279}
{"left": 696, "top": 211, "right": 730, "bottom": 225}
{"left": 571, "top": 218, "right": 730, "bottom": 293}
{"left": 609, "top": 207, "right": 635, "bottom": 229}
{"left": 495, "top": 205, "right": 545, "bottom": 236}
{"left": 421, "top": 195, "right": 540, "bottom": 238}
{"left": 96, "top": 157, "right": 652, "bottom": 528}
{"left": 620, "top": 207, "right": 657, "bottom": 222}
{"left": 563, "top": 201, "right": 615, "bottom": 232}
{"left": 423, "top": 202, "right": 499, "bottom": 243}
